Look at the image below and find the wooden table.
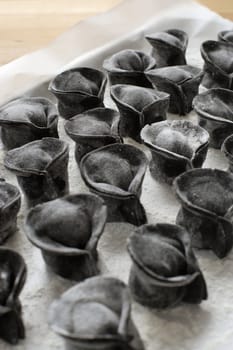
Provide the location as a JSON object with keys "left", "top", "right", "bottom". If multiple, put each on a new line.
{"left": 0, "top": 0, "right": 232, "bottom": 66}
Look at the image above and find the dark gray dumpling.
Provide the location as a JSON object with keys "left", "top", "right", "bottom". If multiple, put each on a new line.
{"left": 64, "top": 107, "right": 122, "bottom": 164}
{"left": 127, "top": 223, "right": 207, "bottom": 308}
{"left": 0, "top": 97, "right": 58, "bottom": 150}
{"left": 193, "top": 88, "right": 233, "bottom": 149}
{"left": 80, "top": 143, "right": 148, "bottom": 226}
{"left": 174, "top": 168, "right": 233, "bottom": 258}
{"left": 218, "top": 30, "right": 233, "bottom": 43}
{"left": 111, "top": 84, "right": 169, "bottom": 142}
{"left": 145, "top": 29, "right": 188, "bottom": 67}
{"left": 146, "top": 65, "right": 203, "bottom": 115}
{"left": 0, "top": 248, "right": 27, "bottom": 344}
{"left": 141, "top": 120, "right": 209, "bottom": 185}
{"left": 48, "top": 276, "right": 145, "bottom": 350}
{"left": 221, "top": 134, "right": 233, "bottom": 173}
{"left": 25, "top": 193, "right": 107, "bottom": 281}
{"left": 4, "top": 137, "right": 69, "bottom": 207}
{"left": 103, "top": 49, "right": 156, "bottom": 87}
{"left": 49, "top": 67, "right": 107, "bottom": 119}
{"left": 201, "top": 40, "right": 233, "bottom": 90}
{"left": 0, "top": 179, "right": 21, "bottom": 244}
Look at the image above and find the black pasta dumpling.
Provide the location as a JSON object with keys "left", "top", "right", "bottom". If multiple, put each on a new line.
{"left": 141, "top": 120, "right": 209, "bottom": 185}
{"left": 0, "top": 97, "right": 58, "bottom": 150}
{"left": 221, "top": 134, "right": 233, "bottom": 174}
{"left": 26, "top": 193, "right": 107, "bottom": 281}
{"left": 218, "top": 30, "right": 233, "bottom": 44}
{"left": 201, "top": 40, "right": 233, "bottom": 90}
{"left": 48, "top": 276, "right": 145, "bottom": 350}
{"left": 49, "top": 67, "right": 107, "bottom": 119}
{"left": 175, "top": 168, "right": 233, "bottom": 258}
{"left": 0, "top": 179, "right": 21, "bottom": 244}
{"left": 127, "top": 223, "right": 207, "bottom": 309}
{"left": 4, "top": 138, "right": 69, "bottom": 207}
{"left": 146, "top": 65, "right": 203, "bottom": 115}
{"left": 193, "top": 88, "right": 233, "bottom": 149}
{"left": 0, "top": 248, "right": 27, "bottom": 344}
{"left": 64, "top": 107, "right": 122, "bottom": 164}
{"left": 145, "top": 29, "right": 188, "bottom": 67}
{"left": 103, "top": 49, "right": 156, "bottom": 87}
{"left": 80, "top": 143, "right": 148, "bottom": 226}
{"left": 111, "top": 84, "right": 169, "bottom": 142}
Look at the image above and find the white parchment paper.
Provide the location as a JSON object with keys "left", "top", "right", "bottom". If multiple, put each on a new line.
{"left": 1, "top": 0, "right": 233, "bottom": 349}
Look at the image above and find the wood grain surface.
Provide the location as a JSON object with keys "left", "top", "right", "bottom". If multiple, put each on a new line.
{"left": 0, "top": 0, "right": 232, "bottom": 66}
